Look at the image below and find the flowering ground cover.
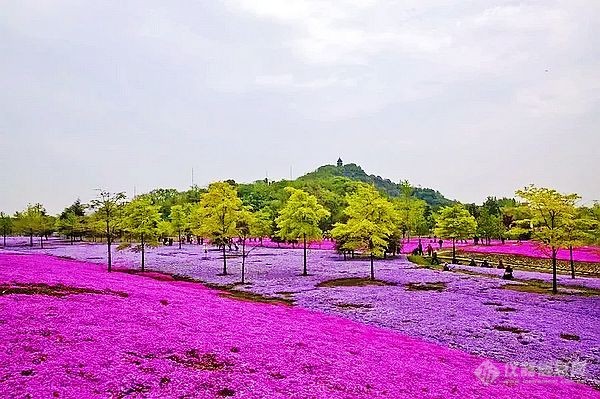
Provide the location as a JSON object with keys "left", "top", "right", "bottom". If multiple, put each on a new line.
{"left": 4, "top": 238, "right": 600, "bottom": 389}
{"left": 459, "top": 240, "right": 600, "bottom": 263}
{"left": 401, "top": 238, "right": 600, "bottom": 263}
{"left": 1, "top": 252, "right": 599, "bottom": 398}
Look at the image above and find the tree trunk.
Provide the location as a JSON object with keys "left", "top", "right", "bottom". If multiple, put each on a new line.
{"left": 551, "top": 247, "right": 558, "bottom": 294}
{"left": 452, "top": 238, "right": 456, "bottom": 263}
{"left": 2, "top": 234, "right": 5, "bottom": 247}
{"left": 343, "top": 251, "right": 347, "bottom": 261}
{"left": 241, "top": 239, "right": 246, "bottom": 284}
{"left": 40, "top": 235, "right": 43, "bottom": 249}
{"left": 370, "top": 253, "right": 375, "bottom": 280}
{"left": 222, "top": 244, "right": 227, "bottom": 275}
{"left": 178, "top": 229, "right": 182, "bottom": 249}
{"left": 141, "top": 233, "right": 145, "bottom": 272}
{"left": 30, "top": 231, "right": 33, "bottom": 247}
{"left": 569, "top": 245, "right": 575, "bottom": 279}
{"left": 303, "top": 234, "right": 307, "bottom": 276}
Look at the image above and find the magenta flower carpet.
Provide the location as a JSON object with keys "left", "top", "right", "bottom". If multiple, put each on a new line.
{"left": 0, "top": 252, "right": 599, "bottom": 398}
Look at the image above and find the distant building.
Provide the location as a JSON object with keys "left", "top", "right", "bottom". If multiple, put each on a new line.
{"left": 337, "top": 158, "right": 343, "bottom": 167}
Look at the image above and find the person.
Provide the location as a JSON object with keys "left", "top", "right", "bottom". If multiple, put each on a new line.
{"left": 497, "top": 259, "right": 504, "bottom": 269}
{"left": 438, "top": 239, "right": 443, "bottom": 249}
{"left": 442, "top": 262, "right": 451, "bottom": 271}
{"left": 417, "top": 239, "right": 423, "bottom": 256}
{"left": 482, "top": 259, "right": 490, "bottom": 268}
{"left": 431, "top": 251, "right": 440, "bottom": 265}
{"left": 426, "top": 244, "right": 433, "bottom": 257}
{"left": 469, "top": 258, "right": 477, "bottom": 266}
{"left": 202, "top": 243, "right": 209, "bottom": 260}
{"left": 502, "top": 264, "right": 514, "bottom": 280}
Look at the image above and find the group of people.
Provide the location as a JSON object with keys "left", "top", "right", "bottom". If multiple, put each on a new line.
{"left": 411, "top": 237, "right": 514, "bottom": 280}
{"left": 468, "top": 257, "right": 513, "bottom": 279}
{"left": 411, "top": 239, "right": 442, "bottom": 265}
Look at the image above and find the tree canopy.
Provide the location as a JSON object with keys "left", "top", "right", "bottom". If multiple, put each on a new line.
{"left": 516, "top": 185, "right": 580, "bottom": 293}
{"left": 276, "top": 187, "right": 330, "bottom": 275}
{"left": 331, "top": 184, "right": 398, "bottom": 280}
{"left": 434, "top": 204, "right": 477, "bottom": 262}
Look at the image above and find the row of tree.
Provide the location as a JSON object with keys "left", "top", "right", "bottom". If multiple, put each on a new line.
{"left": 2, "top": 183, "right": 599, "bottom": 294}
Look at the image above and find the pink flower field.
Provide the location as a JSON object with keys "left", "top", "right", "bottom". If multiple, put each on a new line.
{"left": 1, "top": 252, "right": 599, "bottom": 398}
{"left": 459, "top": 241, "right": 600, "bottom": 263}
{"left": 401, "top": 239, "right": 600, "bottom": 263}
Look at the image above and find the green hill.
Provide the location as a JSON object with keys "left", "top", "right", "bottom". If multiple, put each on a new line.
{"left": 298, "top": 162, "right": 453, "bottom": 208}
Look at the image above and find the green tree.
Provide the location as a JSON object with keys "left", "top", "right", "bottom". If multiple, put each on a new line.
{"left": 590, "top": 203, "right": 600, "bottom": 245}
{"left": 62, "top": 199, "right": 86, "bottom": 217}
{"left": 237, "top": 209, "right": 256, "bottom": 284}
{"left": 56, "top": 211, "right": 84, "bottom": 244}
{"left": 195, "top": 182, "right": 244, "bottom": 275}
{"left": 169, "top": 204, "right": 190, "bottom": 249}
{"left": 90, "top": 191, "right": 126, "bottom": 272}
{"left": 15, "top": 204, "right": 50, "bottom": 247}
{"left": 276, "top": 187, "right": 330, "bottom": 276}
{"left": 476, "top": 208, "right": 505, "bottom": 245}
{"left": 122, "top": 197, "right": 162, "bottom": 272}
{"left": 252, "top": 208, "right": 273, "bottom": 245}
{"left": 562, "top": 207, "right": 594, "bottom": 279}
{"left": 157, "top": 219, "right": 175, "bottom": 243}
{"left": 395, "top": 181, "right": 427, "bottom": 242}
{"left": 516, "top": 185, "right": 579, "bottom": 293}
{"left": 434, "top": 204, "right": 477, "bottom": 263}
{"left": 331, "top": 184, "right": 398, "bottom": 280}
{"left": 189, "top": 204, "right": 204, "bottom": 245}
{"left": 0, "top": 212, "right": 12, "bottom": 246}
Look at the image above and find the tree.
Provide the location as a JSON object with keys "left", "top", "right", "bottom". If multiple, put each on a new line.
{"left": 395, "top": 181, "right": 427, "bottom": 241}
{"left": 331, "top": 185, "right": 398, "bottom": 280}
{"left": 169, "top": 204, "right": 190, "bottom": 249}
{"left": 236, "top": 209, "right": 256, "bottom": 284}
{"left": 0, "top": 212, "right": 12, "bottom": 246}
{"left": 90, "top": 191, "right": 126, "bottom": 272}
{"left": 481, "top": 196, "right": 502, "bottom": 216}
{"left": 62, "top": 199, "right": 86, "bottom": 217}
{"left": 276, "top": 187, "right": 330, "bottom": 276}
{"left": 561, "top": 207, "right": 594, "bottom": 279}
{"left": 56, "top": 211, "right": 84, "bottom": 244}
{"left": 476, "top": 208, "right": 504, "bottom": 245}
{"left": 252, "top": 208, "right": 273, "bottom": 245}
{"left": 590, "top": 203, "right": 600, "bottom": 245}
{"left": 516, "top": 185, "right": 579, "bottom": 293}
{"left": 157, "top": 219, "right": 175, "bottom": 243}
{"left": 122, "top": 197, "right": 162, "bottom": 272}
{"left": 189, "top": 204, "right": 204, "bottom": 245}
{"left": 56, "top": 199, "right": 87, "bottom": 244}
{"left": 434, "top": 204, "right": 477, "bottom": 263}
{"left": 195, "top": 182, "right": 244, "bottom": 275}
{"left": 15, "top": 204, "right": 51, "bottom": 248}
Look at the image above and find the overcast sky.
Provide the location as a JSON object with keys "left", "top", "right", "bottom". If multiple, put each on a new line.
{"left": 1, "top": 0, "right": 599, "bottom": 214}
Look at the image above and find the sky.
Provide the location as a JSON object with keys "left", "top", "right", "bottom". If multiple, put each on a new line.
{"left": 1, "top": 0, "right": 599, "bottom": 214}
